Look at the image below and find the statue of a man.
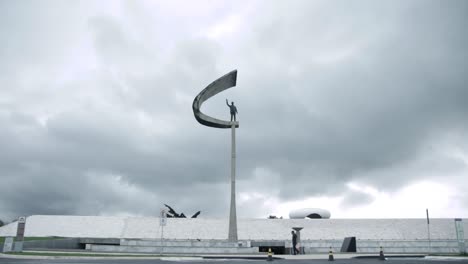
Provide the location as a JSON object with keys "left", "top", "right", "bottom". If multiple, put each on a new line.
{"left": 226, "top": 99, "right": 238, "bottom": 122}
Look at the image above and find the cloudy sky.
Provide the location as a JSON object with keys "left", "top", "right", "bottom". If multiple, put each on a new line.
{"left": 1, "top": 0, "right": 467, "bottom": 222}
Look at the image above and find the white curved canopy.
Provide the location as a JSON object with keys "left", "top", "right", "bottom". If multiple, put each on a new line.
{"left": 289, "top": 208, "right": 331, "bottom": 219}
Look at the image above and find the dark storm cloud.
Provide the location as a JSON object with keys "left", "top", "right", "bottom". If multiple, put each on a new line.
{"left": 231, "top": 0, "right": 468, "bottom": 198}
{"left": 0, "top": 0, "right": 467, "bottom": 220}
{"left": 339, "top": 190, "right": 375, "bottom": 208}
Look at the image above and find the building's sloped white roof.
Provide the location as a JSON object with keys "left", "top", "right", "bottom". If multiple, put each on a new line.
{"left": 0, "top": 215, "right": 467, "bottom": 240}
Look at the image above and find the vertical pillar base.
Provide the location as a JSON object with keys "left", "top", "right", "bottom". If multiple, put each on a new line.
{"left": 228, "top": 123, "right": 238, "bottom": 242}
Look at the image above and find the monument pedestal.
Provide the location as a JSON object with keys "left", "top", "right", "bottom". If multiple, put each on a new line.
{"left": 191, "top": 70, "right": 239, "bottom": 242}
{"left": 228, "top": 122, "right": 238, "bottom": 242}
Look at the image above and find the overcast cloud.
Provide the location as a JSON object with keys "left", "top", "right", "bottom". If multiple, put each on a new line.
{"left": 1, "top": 0, "right": 467, "bottom": 221}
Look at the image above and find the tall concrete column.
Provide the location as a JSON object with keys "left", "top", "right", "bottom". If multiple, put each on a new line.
{"left": 228, "top": 123, "right": 238, "bottom": 242}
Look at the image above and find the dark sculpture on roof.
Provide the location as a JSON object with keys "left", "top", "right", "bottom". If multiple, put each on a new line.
{"left": 191, "top": 211, "right": 201, "bottom": 218}
{"left": 164, "top": 204, "right": 201, "bottom": 218}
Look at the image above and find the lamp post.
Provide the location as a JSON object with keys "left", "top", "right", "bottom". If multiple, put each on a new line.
{"left": 426, "top": 208, "right": 431, "bottom": 253}
{"left": 293, "top": 227, "right": 303, "bottom": 254}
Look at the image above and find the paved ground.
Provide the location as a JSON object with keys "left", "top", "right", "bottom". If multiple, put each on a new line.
{"left": 0, "top": 259, "right": 468, "bottom": 264}
{"left": 1, "top": 256, "right": 468, "bottom": 264}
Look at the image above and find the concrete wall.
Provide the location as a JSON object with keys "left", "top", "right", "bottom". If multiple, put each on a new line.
{"left": 88, "top": 243, "right": 259, "bottom": 254}
{"left": 120, "top": 239, "right": 246, "bottom": 248}
{"left": 1, "top": 215, "right": 467, "bottom": 254}
{"left": 1, "top": 215, "right": 467, "bottom": 241}
{"left": 86, "top": 238, "right": 258, "bottom": 254}
{"left": 22, "top": 238, "right": 82, "bottom": 250}
{"left": 289, "top": 239, "right": 468, "bottom": 254}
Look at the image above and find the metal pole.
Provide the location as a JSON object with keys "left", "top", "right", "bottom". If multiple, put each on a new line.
{"left": 160, "top": 224, "right": 164, "bottom": 255}
{"left": 228, "top": 123, "right": 238, "bottom": 241}
{"left": 455, "top": 219, "right": 466, "bottom": 255}
{"left": 160, "top": 209, "right": 166, "bottom": 255}
{"left": 426, "top": 209, "right": 431, "bottom": 254}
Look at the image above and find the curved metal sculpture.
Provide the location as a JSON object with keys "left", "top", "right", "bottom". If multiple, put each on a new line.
{"left": 192, "top": 70, "right": 239, "bottom": 128}
{"left": 192, "top": 70, "right": 240, "bottom": 242}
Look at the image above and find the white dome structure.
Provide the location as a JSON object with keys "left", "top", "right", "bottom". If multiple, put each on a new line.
{"left": 289, "top": 208, "right": 331, "bottom": 219}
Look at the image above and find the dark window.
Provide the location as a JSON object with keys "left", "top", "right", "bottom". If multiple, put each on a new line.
{"left": 306, "top": 213, "right": 322, "bottom": 219}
